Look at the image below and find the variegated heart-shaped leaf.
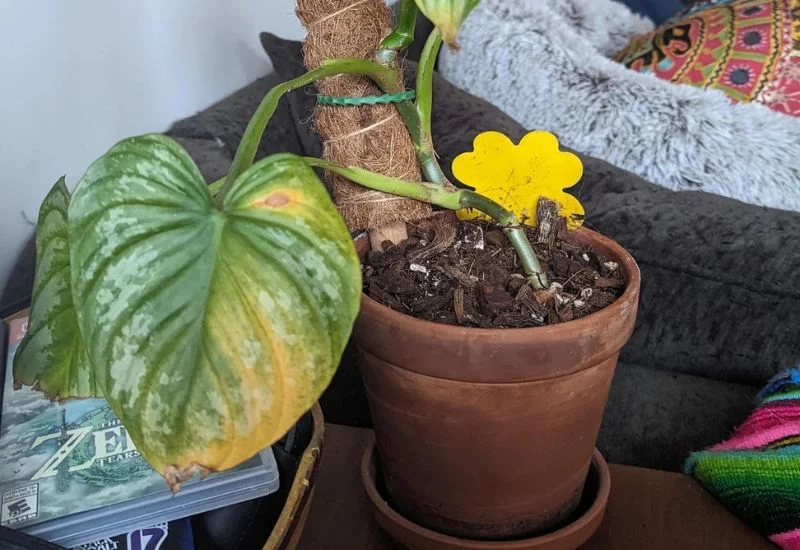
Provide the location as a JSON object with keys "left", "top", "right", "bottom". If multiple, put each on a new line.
{"left": 14, "top": 177, "right": 99, "bottom": 400}
{"left": 68, "top": 135, "right": 361, "bottom": 480}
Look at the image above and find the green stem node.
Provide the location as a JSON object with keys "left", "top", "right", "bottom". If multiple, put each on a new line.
{"left": 376, "top": 0, "right": 419, "bottom": 64}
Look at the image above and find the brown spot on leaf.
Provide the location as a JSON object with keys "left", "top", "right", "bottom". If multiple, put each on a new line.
{"left": 255, "top": 193, "right": 291, "bottom": 208}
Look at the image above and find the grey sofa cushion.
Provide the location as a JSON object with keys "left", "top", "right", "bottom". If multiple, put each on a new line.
{"left": 1, "top": 244, "right": 34, "bottom": 319}
{"left": 599, "top": 363, "right": 756, "bottom": 470}
{"left": 581, "top": 166, "right": 800, "bottom": 385}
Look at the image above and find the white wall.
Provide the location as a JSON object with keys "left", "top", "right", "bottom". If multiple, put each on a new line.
{"left": 0, "top": 0, "right": 304, "bottom": 291}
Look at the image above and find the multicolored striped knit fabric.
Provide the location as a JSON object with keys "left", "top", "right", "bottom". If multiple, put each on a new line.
{"left": 686, "top": 368, "right": 800, "bottom": 549}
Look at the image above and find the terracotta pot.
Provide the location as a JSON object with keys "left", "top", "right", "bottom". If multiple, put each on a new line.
{"left": 353, "top": 227, "right": 640, "bottom": 541}
{"left": 263, "top": 404, "right": 324, "bottom": 550}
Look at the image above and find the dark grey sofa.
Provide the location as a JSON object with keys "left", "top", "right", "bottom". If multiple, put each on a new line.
{"left": 4, "top": 32, "right": 797, "bottom": 473}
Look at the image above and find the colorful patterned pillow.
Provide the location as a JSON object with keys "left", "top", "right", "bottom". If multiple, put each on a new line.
{"left": 615, "top": 0, "right": 800, "bottom": 117}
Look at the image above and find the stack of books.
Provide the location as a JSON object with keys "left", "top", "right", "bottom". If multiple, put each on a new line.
{"left": 0, "top": 315, "right": 280, "bottom": 549}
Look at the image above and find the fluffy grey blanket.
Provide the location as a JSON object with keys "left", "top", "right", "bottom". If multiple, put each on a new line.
{"left": 440, "top": 0, "right": 800, "bottom": 211}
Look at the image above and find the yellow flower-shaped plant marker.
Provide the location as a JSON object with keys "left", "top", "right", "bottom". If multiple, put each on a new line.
{"left": 453, "top": 131, "right": 585, "bottom": 229}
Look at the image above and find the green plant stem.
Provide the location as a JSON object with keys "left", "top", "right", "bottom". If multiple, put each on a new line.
{"left": 217, "top": 58, "right": 411, "bottom": 207}
{"left": 208, "top": 177, "right": 224, "bottom": 197}
{"left": 305, "top": 157, "right": 453, "bottom": 205}
{"left": 303, "top": 157, "right": 548, "bottom": 289}
{"left": 415, "top": 28, "right": 451, "bottom": 187}
{"left": 416, "top": 28, "right": 442, "bottom": 155}
{"left": 376, "top": 0, "right": 418, "bottom": 64}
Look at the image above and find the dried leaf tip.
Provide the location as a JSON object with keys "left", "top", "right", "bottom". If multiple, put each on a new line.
{"left": 163, "top": 463, "right": 213, "bottom": 493}
{"left": 414, "top": 0, "right": 481, "bottom": 49}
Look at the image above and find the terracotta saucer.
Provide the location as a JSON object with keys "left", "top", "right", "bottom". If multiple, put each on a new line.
{"left": 360, "top": 437, "right": 611, "bottom": 550}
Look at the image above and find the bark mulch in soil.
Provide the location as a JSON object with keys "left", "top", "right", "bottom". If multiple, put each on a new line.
{"left": 362, "top": 214, "right": 625, "bottom": 329}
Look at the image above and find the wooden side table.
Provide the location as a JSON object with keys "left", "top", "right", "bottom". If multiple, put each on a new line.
{"left": 298, "top": 425, "right": 773, "bottom": 549}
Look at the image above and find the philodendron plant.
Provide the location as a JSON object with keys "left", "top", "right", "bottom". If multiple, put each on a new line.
{"left": 14, "top": 0, "right": 552, "bottom": 488}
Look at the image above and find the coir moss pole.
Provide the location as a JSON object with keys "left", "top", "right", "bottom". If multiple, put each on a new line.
{"left": 296, "top": 0, "right": 430, "bottom": 246}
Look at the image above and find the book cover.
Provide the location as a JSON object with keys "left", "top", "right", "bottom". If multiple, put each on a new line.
{"left": 72, "top": 518, "right": 194, "bottom": 550}
{"left": 0, "top": 316, "right": 277, "bottom": 547}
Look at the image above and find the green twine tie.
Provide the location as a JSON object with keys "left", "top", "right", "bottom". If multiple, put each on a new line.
{"left": 317, "top": 90, "right": 416, "bottom": 106}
